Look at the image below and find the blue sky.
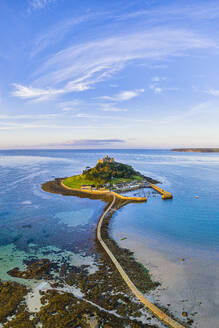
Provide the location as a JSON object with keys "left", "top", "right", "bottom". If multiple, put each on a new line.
{"left": 1, "top": 0, "right": 219, "bottom": 148}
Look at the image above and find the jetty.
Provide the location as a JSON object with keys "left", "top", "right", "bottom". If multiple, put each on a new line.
{"left": 150, "top": 183, "right": 173, "bottom": 199}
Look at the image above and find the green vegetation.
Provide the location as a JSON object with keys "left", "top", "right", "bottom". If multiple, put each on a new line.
{"left": 63, "top": 175, "right": 96, "bottom": 189}
{"left": 63, "top": 159, "right": 144, "bottom": 189}
{"left": 111, "top": 175, "right": 142, "bottom": 184}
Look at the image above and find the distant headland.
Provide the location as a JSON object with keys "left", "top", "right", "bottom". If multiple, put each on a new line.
{"left": 172, "top": 148, "right": 219, "bottom": 153}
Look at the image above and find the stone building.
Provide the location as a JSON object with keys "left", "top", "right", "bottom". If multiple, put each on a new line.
{"left": 97, "top": 155, "right": 115, "bottom": 164}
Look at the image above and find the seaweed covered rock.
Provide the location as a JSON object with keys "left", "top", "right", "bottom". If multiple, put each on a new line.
{"left": 0, "top": 281, "right": 28, "bottom": 324}
{"left": 34, "top": 290, "right": 155, "bottom": 328}
{"left": 7, "top": 259, "right": 56, "bottom": 280}
{"left": 3, "top": 311, "right": 35, "bottom": 328}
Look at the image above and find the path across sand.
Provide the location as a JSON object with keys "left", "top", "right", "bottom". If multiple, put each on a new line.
{"left": 61, "top": 181, "right": 184, "bottom": 328}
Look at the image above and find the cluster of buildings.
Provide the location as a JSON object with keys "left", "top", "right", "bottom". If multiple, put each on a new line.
{"left": 81, "top": 180, "right": 149, "bottom": 192}
{"left": 111, "top": 180, "right": 149, "bottom": 193}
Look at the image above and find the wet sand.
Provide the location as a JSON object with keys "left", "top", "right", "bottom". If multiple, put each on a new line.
{"left": 114, "top": 231, "right": 219, "bottom": 328}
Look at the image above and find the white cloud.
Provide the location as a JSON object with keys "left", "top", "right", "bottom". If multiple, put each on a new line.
{"left": 0, "top": 121, "right": 122, "bottom": 130}
{"left": 13, "top": 28, "right": 216, "bottom": 102}
{"left": 99, "top": 103, "right": 127, "bottom": 112}
{"left": 29, "top": 0, "right": 56, "bottom": 11}
{"left": 117, "top": 2, "right": 219, "bottom": 22}
{"left": 12, "top": 82, "right": 88, "bottom": 102}
{"left": 76, "top": 113, "right": 100, "bottom": 119}
{"left": 57, "top": 99, "right": 127, "bottom": 113}
{"left": 99, "top": 89, "right": 144, "bottom": 102}
{"left": 206, "top": 89, "right": 219, "bottom": 96}
{"left": 0, "top": 113, "right": 59, "bottom": 120}
{"left": 149, "top": 84, "right": 163, "bottom": 94}
{"left": 149, "top": 84, "right": 178, "bottom": 94}
{"left": 149, "top": 75, "right": 178, "bottom": 94}
{"left": 58, "top": 99, "right": 83, "bottom": 111}
{"left": 31, "top": 14, "right": 96, "bottom": 57}
{"left": 75, "top": 113, "right": 123, "bottom": 120}
{"left": 12, "top": 83, "right": 64, "bottom": 102}
{"left": 156, "top": 102, "right": 219, "bottom": 124}
{"left": 67, "top": 99, "right": 127, "bottom": 113}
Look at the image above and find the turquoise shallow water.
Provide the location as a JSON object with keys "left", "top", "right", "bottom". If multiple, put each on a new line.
{"left": 0, "top": 150, "right": 107, "bottom": 281}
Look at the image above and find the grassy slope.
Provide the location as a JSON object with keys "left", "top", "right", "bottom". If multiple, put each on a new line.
{"left": 63, "top": 174, "right": 143, "bottom": 189}
{"left": 63, "top": 175, "right": 96, "bottom": 189}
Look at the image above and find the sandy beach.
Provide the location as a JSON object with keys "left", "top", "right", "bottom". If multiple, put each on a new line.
{"left": 114, "top": 231, "right": 219, "bottom": 328}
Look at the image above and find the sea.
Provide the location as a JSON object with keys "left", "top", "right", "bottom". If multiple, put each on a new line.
{"left": 0, "top": 149, "right": 219, "bottom": 327}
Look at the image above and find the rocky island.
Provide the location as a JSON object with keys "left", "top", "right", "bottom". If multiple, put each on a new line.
{"left": 42, "top": 155, "right": 160, "bottom": 202}
{"left": 62, "top": 155, "right": 158, "bottom": 193}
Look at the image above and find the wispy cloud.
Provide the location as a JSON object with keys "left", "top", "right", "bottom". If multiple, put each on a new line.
{"left": 100, "top": 89, "right": 144, "bottom": 102}
{"left": 149, "top": 84, "right": 163, "bottom": 94}
{"left": 57, "top": 99, "right": 127, "bottom": 113}
{"left": 149, "top": 84, "right": 178, "bottom": 94}
{"left": 0, "top": 111, "right": 126, "bottom": 130}
{"left": 117, "top": 2, "right": 219, "bottom": 22}
{"left": 206, "top": 88, "right": 219, "bottom": 96}
{"left": 98, "top": 103, "right": 127, "bottom": 112}
{"left": 149, "top": 76, "right": 178, "bottom": 94}
{"left": 75, "top": 113, "right": 125, "bottom": 120}
{"left": 58, "top": 99, "right": 83, "bottom": 111}
{"left": 12, "top": 81, "right": 89, "bottom": 102}
{"left": 155, "top": 101, "right": 219, "bottom": 125}
{"left": 12, "top": 28, "right": 216, "bottom": 102}
{"left": 30, "top": 14, "right": 99, "bottom": 57}
{"left": 76, "top": 113, "right": 103, "bottom": 119}
{"left": 29, "top": 0, "right": 57, "bottom": 11}
{"left": 0, "top": 122, "right": 122, "bottom": 130}
{"left": 12, "top": 83, "right": 64, "bottom": 102}
{"left": 0, "top": 113, "right": 60, "bottom": 120}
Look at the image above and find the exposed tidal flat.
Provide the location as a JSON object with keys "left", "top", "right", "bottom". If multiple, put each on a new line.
{"left": 0, "top": 149, "right": 219, "bottom": 327}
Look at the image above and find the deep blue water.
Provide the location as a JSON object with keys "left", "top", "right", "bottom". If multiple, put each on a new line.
{"left": 0, "top": 149, "right": 219, "bottom": 280}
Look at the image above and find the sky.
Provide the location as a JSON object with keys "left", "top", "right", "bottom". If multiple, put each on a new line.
{"left": 1, "top": 0, "right": 219, "bottom": 149}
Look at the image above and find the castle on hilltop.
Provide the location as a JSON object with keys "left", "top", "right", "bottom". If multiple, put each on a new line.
{"left": 97, "top": 155, "right": 115, "bottom": 164}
